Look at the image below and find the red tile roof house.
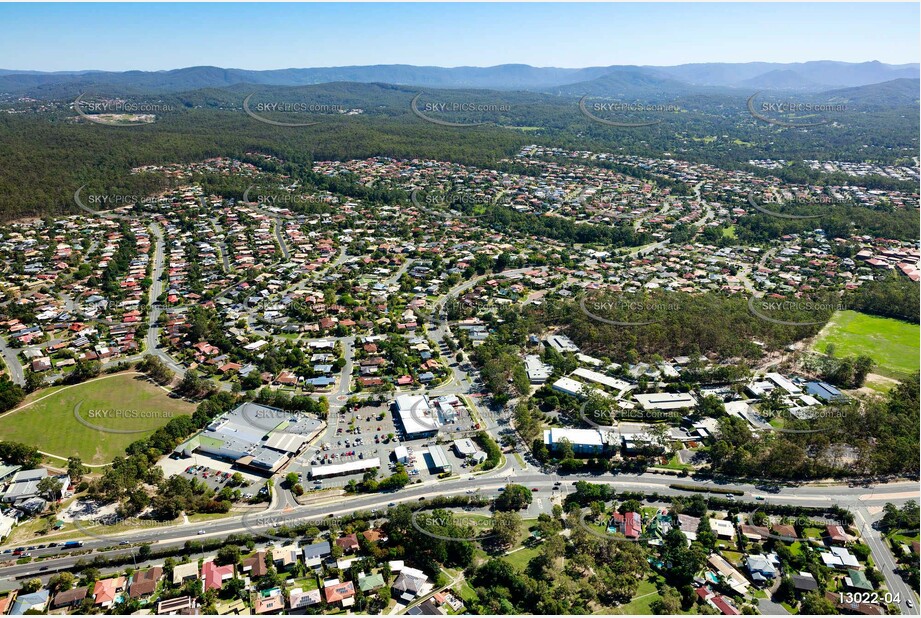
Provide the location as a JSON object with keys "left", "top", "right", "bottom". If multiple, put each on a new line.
{"left": 201, "top": 560, "right": 235, "bottom": 591}
{"left": 711, "top": 595, "right": 741, "bottom": 615}
{"left": 826, "top": 524, "right": 849, "bottom": 545}
{"left": 254, "top": 589, "right": 285, "bottom": 615}
{"left": 362, "top": 528, "right": 388, "bottom": 543}
{"left": 323, "top": 580, "right": 356, "bottom": 607}
{"left": 612, "top": 512, "right": 642, "bottom": 538}
{"left": 336, "top": 533, "right": 360, "bottom": 553}
{"left": 93, "top": 576, "right": 126, "bottom": 608}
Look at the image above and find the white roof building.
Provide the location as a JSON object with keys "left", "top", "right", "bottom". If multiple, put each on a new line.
{"left": 525, "top": 355, "right": 553, "bottom": 384}
{"left": 545, "top": 334, "right": 579, "bottom": 353}
{"left": 571, "top": 367, "right": 633, "bottom": 397}
{"left": 311, "top": 458, "right": 381, "bottom": 479}
{"left": 0, "top": 514, "right": 15, "bottom": 540}
{"left": 710, "top": 518, "right": 736, "bottom": 538}
{"left": 551, "top": 377, "right": 586, "bottom": 398}
{"left": 633, "top": 392, "right": 698, "bottom": 411}
{"left": 453, "top": 438, "right": 478, "bottom": 457}
{"left": 394, "top": 394, "right": 442, "bottom": 437}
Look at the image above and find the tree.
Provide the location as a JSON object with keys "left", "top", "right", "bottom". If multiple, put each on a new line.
{"left": 67, "top": 457, "right": 89, "bottom": 483}
{"left": 495, "top": 484, "right": 533, "bottom": 511}
{"left": 651, "top": 586, "right": 682, "bottom": 615}
{"left": 21, "top": 579, "right": 42, "bottom": 594}
{"left": 492, "top": 511, "right": 522, "bottom": 547}
{"left": 224, "top": 577, "right": 246, "bottom": 598}
{"left": 661, "top": 529, "right": 706, "bottom": 586}
{"left": 801, "top": 592, "right": 837, "bottom": 615}
{"left": 48, "top": 572, "right": 74, "bottom": 593}
{"left": 216, "top": 545, "right": 241, "bottom": 566}
{"left": 37, "top": 476, "right": 63, "bottom": 500}
{"left": 558, "top": 438, "right": 575, "bottom": 461}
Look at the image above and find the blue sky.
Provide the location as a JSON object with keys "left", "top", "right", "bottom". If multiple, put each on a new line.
{"left": 1, "top": 3, "right": 917, "bottom": 71}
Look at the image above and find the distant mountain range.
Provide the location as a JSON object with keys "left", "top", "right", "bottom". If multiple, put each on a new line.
{"left": 0, "top": 61, "right": 917, "bottom": 99}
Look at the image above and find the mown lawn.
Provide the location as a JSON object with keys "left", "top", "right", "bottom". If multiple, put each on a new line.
{"left": 0, "top": 372, "right": 193, "bottom": 464}
{"left": 501, "top": 546, "right": 541, "bottom": 572}
{"left": 812, "top": 310, "right": 919, "bottom": 380}
{"left": 612, "top": 577, "right": 660, "bottom": 614}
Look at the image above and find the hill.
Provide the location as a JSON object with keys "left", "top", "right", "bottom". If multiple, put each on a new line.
{"left": 0, "top": 61, "right": 917, "bottom": 98}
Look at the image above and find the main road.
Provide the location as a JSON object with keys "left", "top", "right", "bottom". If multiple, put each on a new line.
{"left": 0, "top": 466, "right": 915, "bottom": 581}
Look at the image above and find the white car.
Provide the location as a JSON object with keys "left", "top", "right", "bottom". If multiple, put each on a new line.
{"left": 197, "top": 530, "right": 206, "bottom": 535}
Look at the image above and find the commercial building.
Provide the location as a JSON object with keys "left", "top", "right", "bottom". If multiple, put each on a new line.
{"left": 452, "top": 438, "right": 477, "bottom": 457}
{"left": 427, "top": 445, "right": 452, "bottom": 473}
{"left": 2, "top": 469, "right": 70, "bottom": 504}
{"left": 542, "top": 427, "right": 611, "bottom": 455}
{"left": 571, "top": 367, "right": 632, "bottom": 397}
{"left": 393, "top": 446, "right": 411, "bottom": 464}
{"left": 393, "top": 394, "right": 461, "bottom": 439}
{"left": 0, "top": 514, "right": 15, "bottom": 541}
{"left": 525, "top": 355, "right": 553, "bottom": 384}
{"left": 804, "top": 381, "right": 847, "bottom": 403}
{"left": 177, "top": 402, "right": 323, "bottom": 474}
{"left": 633, "top": 392, "right": 698, "bottom": 411}
{"left": 1, "top": 468, "right": 47, "bottom": 503}
{"left": 544, "top": 334, "right": 579, "bottom": 354}
{"left": 311, "top": 458, "right": 381, "bottom": 479}
{"left": 551, "top": 377, "right": 586, "bottom": 398}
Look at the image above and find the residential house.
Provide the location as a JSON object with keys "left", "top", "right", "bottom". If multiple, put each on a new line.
{"left": 612, "top": 511, "right": 641, "bottom": 539}
{"left": 289, "top": 587, "right": 322, "bottom": 610}
{"left": 51, "top": 587, "right": 88, "bottom": 610}
{"left": 336, "top": 533, "right": 360, "bottom": 553}
{"left": 707, "top": 554, "right": 750, "bottom": 595}
{"left": 710, "top": 518, "right": 735, "bottom": 539}
{"left": 254, "top": 587, "right": 285, "bottom": 615}
{"left": 172, "top": 562, "right": 199, "bottom": 585}
{"left": 845, "top": 569, "right": 873, "bottom": 591}
{"left": 393, "top": 566, "right": 430, "bottom": 600}
{"left": 129, "top": 566, "right": 163, "bottom": 600}
{"left": 771, "top": 523, "right": 797, "bottom": 541}
{"left": 677, "top": 513, "right": 700, "bottom": 540}
{"left": 745, "top": 554, "right": 778, "bottom": 584}
{"left": 820, "top": 547, "right": 861, "bottom": 570}
{"left": 156, "top": 596, "right": 199, "bottom": 615}
{"left": 201, "top": 560, "right": 235, "bottom": 591}
{"left": 826, "top": 524, "right": 849, "bottom": 545}
{"left": 358, "top": 572, "right": 386, "bottom": 593}
{"left": 92, "top": 576, "right": 126, "bottom": 608}
{"left": 791, "top": 572, "right": 819, "bottom": 593}
{"left": 10, "top": 590, "right": 49, "bottom": 615}
{"left": 302, "top": 540, "right": 332, "bottom": 569}
{"left": 242, "top": 551, "right": 269, "bottom": 579}
{"left": 323, "top": 579, "right": 356, "bottom": 608}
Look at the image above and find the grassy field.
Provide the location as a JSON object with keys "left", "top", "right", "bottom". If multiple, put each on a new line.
{"left": 501, "top": 546, "right": 540, "bottom": 572}
{"left": 612, "top": 578, "right": 660, "bottom": 615}
{"left": 0, "top": 372, "right": 194, "bottom": 465}
{"left": 812, "top": 310, "right": 919, "bottom": 380}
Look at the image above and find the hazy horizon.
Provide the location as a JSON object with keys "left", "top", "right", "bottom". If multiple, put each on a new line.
{"left": 1, "top": 3, "right": 917, "bottom": 72}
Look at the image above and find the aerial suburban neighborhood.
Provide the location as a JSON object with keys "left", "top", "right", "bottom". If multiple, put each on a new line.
{"left": 0, "top": 4, "right": 918, "bottom": 615}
